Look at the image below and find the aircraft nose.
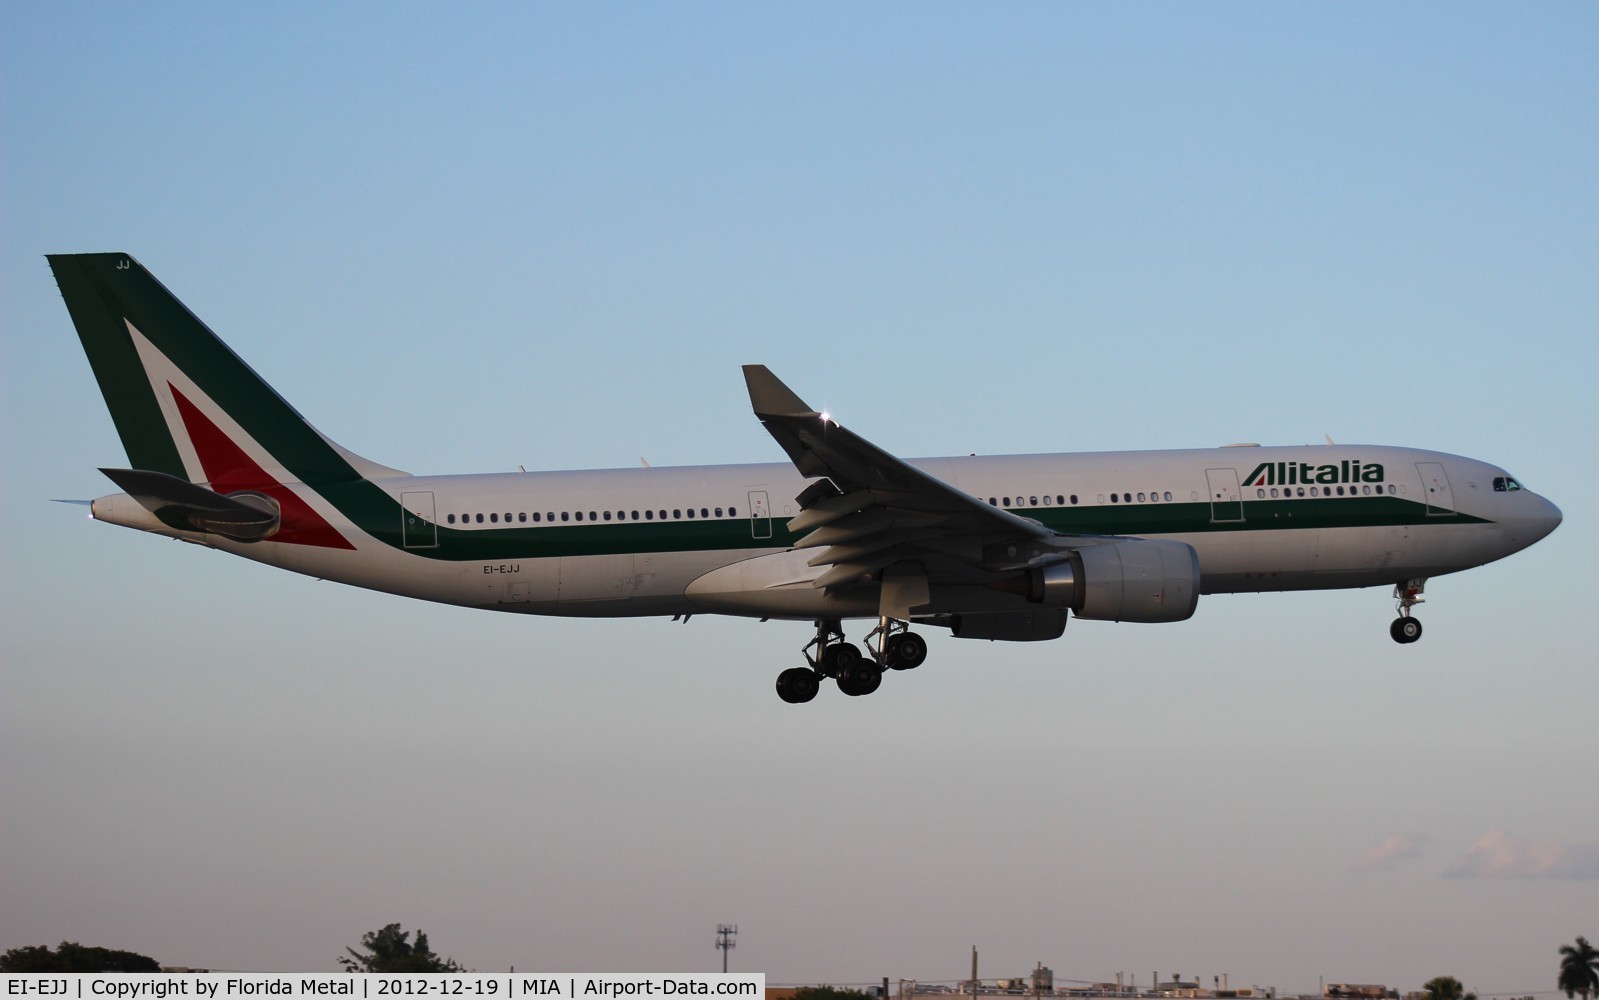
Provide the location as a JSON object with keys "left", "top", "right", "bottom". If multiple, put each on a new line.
{"left": 1537, "top": 494, "right": 1563, "bottom": 537}
{"left": 1518, "top": 493, "right": 1562, "bottom": 547}
{"left": 1496, "top": 486, "right": 1560, "bottom": 550}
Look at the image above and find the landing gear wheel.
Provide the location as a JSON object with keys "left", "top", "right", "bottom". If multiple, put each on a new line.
{"left": 818, "top": 645, "right": 840, "bottom": 677}
{"left": 826, "top": 642, "right": 864, "bottom": 675}
{"left": 776, "top": 667, "right": 821, "bottom": 704}
{"left": 1390, "top": 617, "right": 1423, "bottom": 644}
{"left": 885, "top": 632, "right": 927, "bottom": 670}
{"left": 836, "top": 661, "right": 883, "bottom": 697}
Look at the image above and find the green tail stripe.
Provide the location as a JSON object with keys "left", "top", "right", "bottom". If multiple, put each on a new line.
{"left": 47, "top": 253, "right": 362, "bottom": 487}
{"left": 50, "top": 254, "right": 188, "bottom": 477}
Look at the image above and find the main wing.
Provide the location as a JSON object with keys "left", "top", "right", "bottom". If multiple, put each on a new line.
{"left": 743, "top": 365, "right": 1093, "bottom": 614}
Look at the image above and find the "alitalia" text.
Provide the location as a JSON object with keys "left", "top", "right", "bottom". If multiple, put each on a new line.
{"left": 1242, "top": 461, "right": 1385, "bottom": 487}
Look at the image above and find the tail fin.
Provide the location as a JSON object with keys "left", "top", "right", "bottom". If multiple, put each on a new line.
{"left": 47, "top": 253, "right": 406, "bottom": 489}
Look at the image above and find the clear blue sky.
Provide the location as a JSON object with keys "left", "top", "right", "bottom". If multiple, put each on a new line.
{"left": 3, "top": 2, "right": 1595, "bottom": 992}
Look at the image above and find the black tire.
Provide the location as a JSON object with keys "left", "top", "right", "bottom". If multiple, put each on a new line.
{"left": 776, "top": 667, "right": 820, "bottom": 703}
{"left": 831, "top": 642, "right": 865, "bottom": 673}
{"left": 836, "top": 661, "right": 883, "bottom": 697}
{"left": 1390, "top": 617, "right": 1423, "bottom": 644}
{"left": 818, "top": 644, "right": 841, "bottom": 677}
{"left": 886, "top": 632, "right": 928, "bottom": 670}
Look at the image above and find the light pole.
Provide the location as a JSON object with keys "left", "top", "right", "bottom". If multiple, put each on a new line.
{"left": 716, "top": 925, "right": 737, "bottom": 974}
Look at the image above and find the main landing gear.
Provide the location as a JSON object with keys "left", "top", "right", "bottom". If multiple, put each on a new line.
{"left": 1390, "top": 578, "right": 1426, "bottom": 644}
{"left": 774, "top": 616, "right": 929, "bottom": 704}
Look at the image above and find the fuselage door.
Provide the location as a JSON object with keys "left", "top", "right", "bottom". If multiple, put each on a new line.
{"left": 1416, "top": 462, "right": 1455, "bottom": 515}
{"left": 748, "top": 490, "right": 772, "bottom": 540}
{"left": 400, "top": 491, "right": 439, "bottom": 548}
{"left": 1205, "top": 468, "right": 1244, "bottom": 523}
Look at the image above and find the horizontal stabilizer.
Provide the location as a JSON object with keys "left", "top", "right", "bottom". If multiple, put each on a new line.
{"left": 99, "top": 468, "right": 280, "bottom": 541}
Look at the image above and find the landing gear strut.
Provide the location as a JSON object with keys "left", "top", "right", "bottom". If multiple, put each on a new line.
{"left": 1390, "top": 578, "right": 1426, "bottom": 644}
{"left": 865, "top": 616, "right": 928, "bottom": 670}
{"left": 773, "top": 616, "right": 929, "bottom": 702}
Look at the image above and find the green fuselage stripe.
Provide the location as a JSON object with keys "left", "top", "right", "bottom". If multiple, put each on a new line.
{"left": 326, "top": 489, "right": 1486, "bottom": 562}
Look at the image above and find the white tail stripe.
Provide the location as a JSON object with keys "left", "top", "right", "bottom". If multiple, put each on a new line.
{"left": 120, "top": 319, "right": 369, "bottom": 545}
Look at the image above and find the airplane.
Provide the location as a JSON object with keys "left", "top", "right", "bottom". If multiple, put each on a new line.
{"left": 49, "top": 252, "right": 1563, "bottom": 703}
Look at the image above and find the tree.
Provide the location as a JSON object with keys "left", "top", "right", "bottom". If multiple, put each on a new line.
{"left": 0, "top": 942, "right": 160, "bottom": 972}
{"left": 1560, "top": 937, "right": 1599, "bottom": 1000}
{"left": 791, "top": 989, "right": 878, "bottom": 1000}
{"left": 339, "top": 924, "right": 463, "bottom": 973}
{"left": 1422, "top": 978, "right": 1476, "bottom": 1000}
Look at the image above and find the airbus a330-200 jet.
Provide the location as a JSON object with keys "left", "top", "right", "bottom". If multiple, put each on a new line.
{"left": 49, "top": 253, "right": 1563, "bottom": 703}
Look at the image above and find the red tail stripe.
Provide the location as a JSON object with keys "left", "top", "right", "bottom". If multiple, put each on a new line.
{"left": 169, "top": 384, "right": 356, "bottom": 550}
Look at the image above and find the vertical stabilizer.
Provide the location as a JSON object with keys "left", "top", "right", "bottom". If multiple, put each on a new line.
{"left": 47, "top": 253, "right": 406, "bottom": 488}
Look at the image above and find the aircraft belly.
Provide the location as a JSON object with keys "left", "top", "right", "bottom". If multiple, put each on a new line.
{"left": 226, "top": 539, "right": 514, "bottom": 607}
{"left": 558, "top": 549, "right": 759, "bottom": 608}
{"left": 684, "top": 548, "right": 880, "bottom": 618}
{"left": 1189, "top": 520, "right": 1499, "bottom": 595}
{"left": 1183, "top": 527, "right": 1321, "bottom": 592}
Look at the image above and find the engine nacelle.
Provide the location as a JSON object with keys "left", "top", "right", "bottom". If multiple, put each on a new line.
{"left": 1014, "top": 539, "right": 1200, "bottom": 623}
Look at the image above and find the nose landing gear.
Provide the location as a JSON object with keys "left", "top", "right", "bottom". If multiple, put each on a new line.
{"left": 1390, "top": 578, "right": 1426, "bottom": 644}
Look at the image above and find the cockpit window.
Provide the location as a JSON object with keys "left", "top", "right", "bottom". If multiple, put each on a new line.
{"left": 1493, "top": 476, "right": 1523, "bottom": 492}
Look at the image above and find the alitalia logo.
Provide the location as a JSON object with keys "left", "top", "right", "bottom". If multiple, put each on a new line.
{"left": 1243, "top": 460, "right": 1385, "bottom": 487}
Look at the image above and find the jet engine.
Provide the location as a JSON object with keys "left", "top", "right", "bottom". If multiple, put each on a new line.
{"left": 1005, "top": 538, "right": 1201, "bottom": 623}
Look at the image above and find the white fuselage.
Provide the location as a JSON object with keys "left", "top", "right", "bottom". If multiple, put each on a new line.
{"left": 100, "top": 443, "right": 1561, "bottom": 622}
